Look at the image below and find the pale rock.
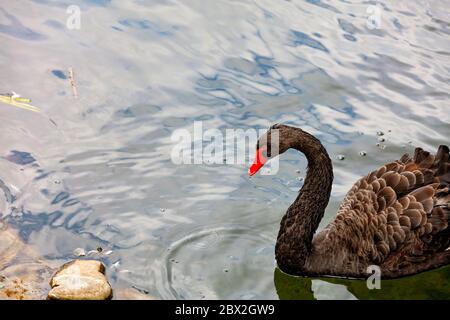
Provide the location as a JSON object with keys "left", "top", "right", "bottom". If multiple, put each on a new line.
{"left": 48, "top": 260, "right": 112, "bottom": 300}
{"left": 113, "top": 288, "right": 156, "bottom": 300}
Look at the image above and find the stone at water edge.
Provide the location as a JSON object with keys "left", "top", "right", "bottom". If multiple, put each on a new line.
{"left": 1, "top": 226, "right": 56, "bottom": 300}
{"left": 48, "top": 260, "right": 112, "bottom": 300}
{"left": 113, "top": 288, "right": 156, "bottom": 300}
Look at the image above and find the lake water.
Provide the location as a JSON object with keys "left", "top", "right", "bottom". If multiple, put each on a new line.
{"left": 0, "top": 0, "right": 449, "bottom": 299}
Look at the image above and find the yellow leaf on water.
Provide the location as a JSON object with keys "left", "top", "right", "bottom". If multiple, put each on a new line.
{"left": 0, "top": 95, "right": 40, "bottom": 113}
{"left": 14, "top": 97, "right": 32, "bottom": 103}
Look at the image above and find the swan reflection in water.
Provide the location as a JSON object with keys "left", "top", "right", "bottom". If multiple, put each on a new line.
{"left": 274, "top": 265, "right": 450, "bottom": 300}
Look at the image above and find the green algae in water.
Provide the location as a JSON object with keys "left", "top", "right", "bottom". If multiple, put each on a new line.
{"left": 274, "top": 265, "right": 450, "bottom": 300}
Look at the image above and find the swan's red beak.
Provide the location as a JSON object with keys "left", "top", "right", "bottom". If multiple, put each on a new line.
{"left": 248, "top": 147, "right": 267, "bottom": 176}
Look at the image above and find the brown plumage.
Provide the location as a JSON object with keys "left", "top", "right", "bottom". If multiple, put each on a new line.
{"left": 250, "top": 124, "right": 450, "bottom": 279}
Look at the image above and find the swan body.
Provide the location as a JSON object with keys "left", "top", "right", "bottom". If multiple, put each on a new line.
{"left": 250, "top": 124, "right": 450, "bottom": 279}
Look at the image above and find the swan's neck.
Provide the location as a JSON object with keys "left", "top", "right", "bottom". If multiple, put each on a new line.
{"left": 275, "top": 137, "right": 333, "bottom": 274}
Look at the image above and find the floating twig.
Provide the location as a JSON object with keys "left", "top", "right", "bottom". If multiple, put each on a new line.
{"left": 68, "top": 67, "right": 78, "bottom": 98}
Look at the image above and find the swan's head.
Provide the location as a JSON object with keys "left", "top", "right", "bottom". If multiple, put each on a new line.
{"left": 249, "top": 124, "right": 328, "bottom": 176}
{"left": 248, "top": 124, "right": 292, "bottom": 176}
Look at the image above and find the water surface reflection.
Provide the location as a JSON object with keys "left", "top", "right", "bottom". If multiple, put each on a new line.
{"left": 0, "top": 0, "right": 449, "bottom": 299}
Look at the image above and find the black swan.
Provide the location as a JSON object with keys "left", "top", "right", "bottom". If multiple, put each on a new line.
{"left": 249, "top": 124, "right": 450, "bottom": 279}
